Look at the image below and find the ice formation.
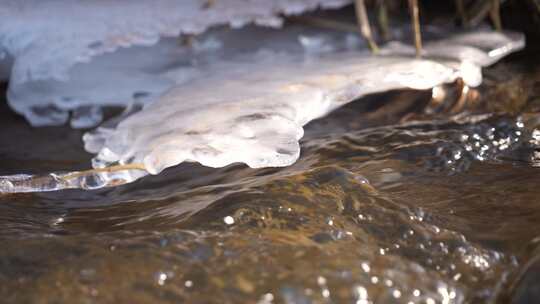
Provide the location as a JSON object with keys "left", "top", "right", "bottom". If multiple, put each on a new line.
{"left": 84, "top": 27, "right": 524, "bottom": 176}
{"left": 0, "top": 1, "right": 525, "bottom": 192}
{"left": 0, "top": 0, "right": 350, "bottom": 127}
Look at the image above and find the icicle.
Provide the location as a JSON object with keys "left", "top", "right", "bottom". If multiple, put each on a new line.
{"left": 0, "top": 164, "right": 147, "bottom": 193}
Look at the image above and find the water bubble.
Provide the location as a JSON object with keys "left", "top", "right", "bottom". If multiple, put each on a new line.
{"left": 224, "top": 216, "right": 235, "bottom": 225}
{"left": 257, "top": 293, "right": 274, "bottom": 304}
{"left": 354, "top": 285, "right": 369, "bottom": 304}
{"left": 156, "top": 272, "right": 168, "bottom": 286}
{"left": 361, "top": 262, "right": 370, "bottom": 273}
{"left": 322, "top": 288, "right": 330, "bottom": 298}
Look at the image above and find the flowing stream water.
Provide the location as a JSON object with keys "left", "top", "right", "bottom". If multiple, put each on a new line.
{"left": 0, "top": 50, "right": 539, "bottom": 304}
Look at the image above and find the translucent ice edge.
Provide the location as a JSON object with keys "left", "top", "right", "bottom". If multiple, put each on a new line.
{"left": 0, "top": 168, "right": 147, "bottom": 193}
{"left": 84, "top": 29, "right": 524, "bottom": 175}
{"left": 0, "top": 25, "right": 525, "bottom": 193}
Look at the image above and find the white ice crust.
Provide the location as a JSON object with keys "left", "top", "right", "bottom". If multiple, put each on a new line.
{"left": 0, "top": 0, "right": 350, "bottom": 126}
{"left": 79, "top": 27, "right": 524, "bottom": 174}
{"left": 0, "top": 0, "right": 525, "bottom": 179}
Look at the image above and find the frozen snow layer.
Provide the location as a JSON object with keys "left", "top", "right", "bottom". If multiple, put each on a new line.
{"left": 0, "top": 0, "right": 350, "bottom": 126}
{"left": 81, "top": 27, "right": 524, "bottom": 175}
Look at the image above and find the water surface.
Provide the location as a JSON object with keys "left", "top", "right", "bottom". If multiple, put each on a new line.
{"left": 1, "top": 53, "right": 540, "bottom": 303}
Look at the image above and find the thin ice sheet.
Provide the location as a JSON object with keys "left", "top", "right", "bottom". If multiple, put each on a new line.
{"left": 0, "top": 0, "right": 350, "bottom": 126}
{"left": 82, "top": 27, "right": 524, "bottom": 175}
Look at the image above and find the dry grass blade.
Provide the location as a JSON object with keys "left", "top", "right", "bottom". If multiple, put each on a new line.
{"left": 455, "top": 0, "right": 469, "bottom": 26}
{"left": 408, "top": 0, "right": 423, "bottom": 58}
{"left": 60, "top": 163, "right": 147, "bottom": 181}
{"left": 354, "top": 0, "right": 380, "bottom": 54}
{"left": 489, "top": 0, "right": 503, "bottom": 31}
{"left": 377, "top": 0, "right": 392, "bottom": 41}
